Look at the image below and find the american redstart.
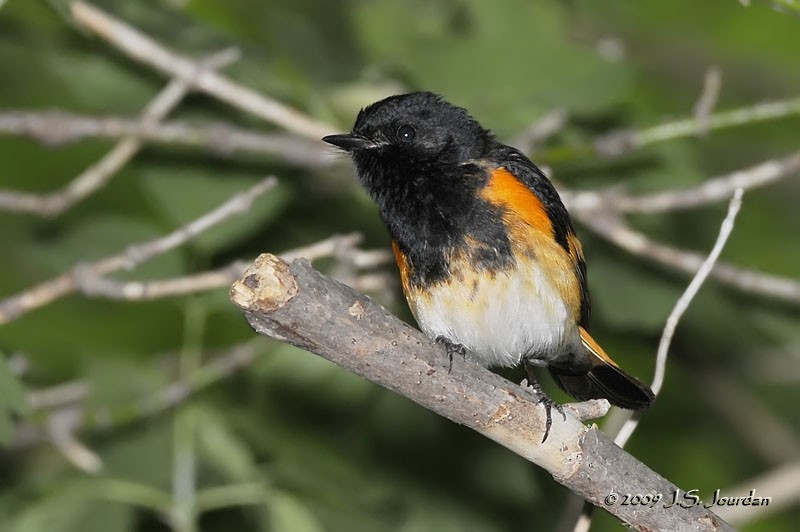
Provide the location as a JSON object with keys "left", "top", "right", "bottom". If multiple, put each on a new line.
{"left": 324, "top": 92, "right": 654, "bottom": 441}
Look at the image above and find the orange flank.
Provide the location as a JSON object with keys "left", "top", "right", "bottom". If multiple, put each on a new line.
{"left": 579, "top": 326, "right": 620, "bottom": 369}
{"left": 392, "top": 241, "right": 411, "bottom": 291}
{"left": 481, "top": 168, "right": 553, "bottom": 236}
{"left": 392, "top": 241, "right": 420, "bottom": 317}
{"left": 481, "top": 167, "right": 583, "bottom": 324}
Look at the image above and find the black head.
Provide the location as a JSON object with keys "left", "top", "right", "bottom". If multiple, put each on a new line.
{"left": 323, "top": 92, "right": 498, "bottom": 256}
{"left": 323, "top": 92, "right": 493, "bottom": 175}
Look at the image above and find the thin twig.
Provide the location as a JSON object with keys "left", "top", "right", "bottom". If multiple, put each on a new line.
{"left": 29, "top": 380, "right": 89, "bottom": 410}
{"left": 70, "top": 1, "right": 334, "bottom": 140}
{"left": 694, "top": 67, "right": 723, "bottom": 137}
{"left": 12, "top": 340, "right": 264, "bottom": 449}
{"left": 594, "top": 96, "right": 800, "bottom": 156}
{"left": 509, "top": 108, "right": 568, "bottom": 152}
{"left": 613, "top": 188, "right": 744, "bottom": 449}
{"left": 564, "top": 150, "right": 800, "bottom": 213}
{"left": 48, "top": 409, "right": 103, "bottom": 474}
{"left": 572, "top": 204, "right": 800, "bottom": 303}
{"left": 73, "top": 233, "right": 392, "bottom": 301}
{"left": 714, "top": 461, "right": 800, "bottom": 527}
{"left": 0, "top": 111, "right": 330, "bottom": 167}
{"left": 0, "top": 176, "right": 277, "bottom": 324}
{"left": 568, "top": 189, "right": 745, "bottom": 532}
{"left": 693, "top": 370, "right": 800, "bottom": 465}
{"left": 0, "top": 48, "right": 238, "bottom": 217}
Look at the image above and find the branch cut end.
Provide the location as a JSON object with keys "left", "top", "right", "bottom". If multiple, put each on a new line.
{"left": 230, "top": 253, "right": 298, "bottom": 311}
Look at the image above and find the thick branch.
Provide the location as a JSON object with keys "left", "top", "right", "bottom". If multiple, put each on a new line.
{"left": 230, "top": 254, "right": 734, "bottom": 532}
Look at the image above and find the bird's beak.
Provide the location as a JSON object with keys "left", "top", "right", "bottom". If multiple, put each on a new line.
{"left": 322, "top": 133, "right": 376, "bottom": 152}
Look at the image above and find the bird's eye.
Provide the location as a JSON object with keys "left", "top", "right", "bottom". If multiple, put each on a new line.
{"left": 397, "top": 125, "right": 416, "bottom": 142}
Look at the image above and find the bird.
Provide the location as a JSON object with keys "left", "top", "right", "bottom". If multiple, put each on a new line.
{"left": 323, "top": 92, "right": 654, "bottom": 441}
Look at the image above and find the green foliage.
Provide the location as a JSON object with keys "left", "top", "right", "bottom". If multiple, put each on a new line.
{"left": 1, "top": 0, "right": 799, "bottom": 531}
{"left": 0, "top": 353, "right": 31, "bottom": 443}
{"left": 352, "top": 0, "right": 632, "bottom": 133}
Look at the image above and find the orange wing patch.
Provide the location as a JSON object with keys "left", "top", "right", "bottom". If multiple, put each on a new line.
{"left": 481, "top": 167, "right": 582, "bottom": 323}
{"left": 579, "top": 326, "right": 620, "bottom": 369}
{"left": 481, "top": 168, "right": 553, "bottom": 237}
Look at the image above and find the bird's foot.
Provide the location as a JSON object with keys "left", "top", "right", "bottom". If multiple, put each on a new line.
{"left": 434, "top": 336, "right": 466, "bottom": 373}
{"left": 525, "top": 374, "right": 566, "bottom": 443}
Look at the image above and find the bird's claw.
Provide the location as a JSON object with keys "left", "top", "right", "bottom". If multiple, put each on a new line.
{"left": 435, "top": 336, "right": 466, "bottom": 373}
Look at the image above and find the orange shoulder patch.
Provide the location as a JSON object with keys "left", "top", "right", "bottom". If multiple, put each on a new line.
{"left": 481, "top": 167, "right": 553, "bottom": 236}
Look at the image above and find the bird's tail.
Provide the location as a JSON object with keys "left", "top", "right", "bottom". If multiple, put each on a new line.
{"left": 549, "top": 327, "right": 654, "bottom": 410}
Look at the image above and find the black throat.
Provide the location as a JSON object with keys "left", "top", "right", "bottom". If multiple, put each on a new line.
{"left": 354, "top": 151, "right": 512, "bottom": 287}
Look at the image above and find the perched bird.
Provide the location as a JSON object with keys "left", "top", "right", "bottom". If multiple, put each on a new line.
{"left": 323, "top": 92, "right": 654, "bottom": 440}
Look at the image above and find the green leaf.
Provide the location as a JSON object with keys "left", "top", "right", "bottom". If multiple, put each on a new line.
{"left": 266, "top": 491, "right": 325, "bottom": 532}
{"left": 0, "top": 353, "right": 30, "bottom": 444}
{"left": 83, "top": 355, "right": 167, "bottom": 412}
{"left": 195, "top": 405, "right": 258, "bottom": 482}
{"left": 103, "top": 423, "right": 174, "bottom": 490}
{"left": 67, "top": 500, "right": 133, "bottom": 532}
{"left": 31, "top": 215, "right": 186, "bottom": 279}
{"left": 10, "top": 483, "right": 91, "bottom": 532}
{"left": 10, "top": 479, "right": 138, "bottom": 532}
{"left": 0, "top": 353, "right": 30, "bottom": 416}
{"left": 139, "top": 170, "right": 291, "bottom": 256}
{"left": 351, "top": 0, "right": 632, "bottom": 134}
{"left": 589, "top": 257, "right": 680, "bottom": 331}
{"left": 0, "top": 412, "right": 12, "bottom": 446}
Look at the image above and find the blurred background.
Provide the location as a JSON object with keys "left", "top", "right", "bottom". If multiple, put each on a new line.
{"left": 1, "top": 0, "right": 799, "bottom": 531}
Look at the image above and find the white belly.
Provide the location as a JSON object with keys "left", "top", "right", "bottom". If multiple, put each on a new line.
{"left": 412, "top": 262, "right": 580, "bottom": 368}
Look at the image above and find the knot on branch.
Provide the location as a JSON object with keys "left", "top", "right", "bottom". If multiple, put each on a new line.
{"left": 230, "top": 253, "right": 298, "bottom": 312}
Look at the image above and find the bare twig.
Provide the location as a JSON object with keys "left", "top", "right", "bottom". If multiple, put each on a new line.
{"left": 595, "top": 96, "right": 800, "bottom": 156}
{"left": 48, "top": 409, "right": 103, "bottom": 474}
{"left": 742, "top": 347, "right": 800, "bottom": 384}
{"left": 229, "top": 253, "right": 734, "bottom": 531}
{"left": 569, "top": 190, "right": 744, "bottom": 532}
{"left": 563, "top": 399, "right": 610, "bottom": 422}
{"left": 73, "top": 232, "right": 392, "bottom": 301}
{"left": 0, "top": 176, "right": 277, "bottom": 324}
{"left": 70, "top": 1, "right": 334, "bottom": 140}
{"left": 694, "top": 370, "right": 800, "bottom": 465}
{"left": 0, "top": 49, "right": 238, "bottom": 217}
{"left": 694, "top": 67, "right": 723, "bottom": 137}
{"left": 29, "top": 380, "right": 89, "bottom": 410}
{"left": 565, "top": 151, "right": 800, "bottom": 213}
{"left": 614, "top": 189, "right": 744, "bottom": 448}
{"left": 770, "top": 0, "right": 800, "bottom": 15}
{"left": 714, "top": 461, "right": 800, "bottom": 527}
{"left": 572, "top": 204, "right": 800, "bottom": 303}
{"left": 12, "top": 341, "right": 264, "bottom": 449}
{"left": 0, "top": 111, "right": 330, "bottom": 167}
{"left": 509, "top": 108, "right": 568, "bottom": 152}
